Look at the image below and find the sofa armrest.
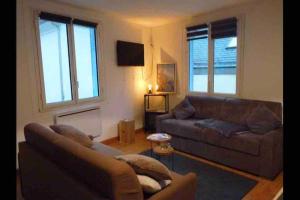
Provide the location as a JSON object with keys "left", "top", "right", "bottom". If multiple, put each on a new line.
{"left": 147, "top": 172, "right": 197, "bottom": 200}
{"left": 156, "top": 113, "right": 174, "bottom": 132}
{"left": 259, "top": 127, "right": 283, "bottom": 179}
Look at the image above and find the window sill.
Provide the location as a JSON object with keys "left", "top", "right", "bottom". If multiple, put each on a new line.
{"left": 38, "top": 96, "right": 104, "bottom": 113}
{"left": 187, "top": 91, "right": 238, "bottom": 98}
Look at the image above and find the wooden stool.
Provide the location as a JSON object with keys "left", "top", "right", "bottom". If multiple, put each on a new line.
{"left": 118, "top": 120, "right": 135, "bottom": 144}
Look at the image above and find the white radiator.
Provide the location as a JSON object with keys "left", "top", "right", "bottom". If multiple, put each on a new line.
{"left": 53, "top": 106, "right": 102, "bottom": 139}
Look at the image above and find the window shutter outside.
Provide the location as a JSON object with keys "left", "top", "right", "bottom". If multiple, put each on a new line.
{"left": 186, "top": 24, "right": 208, "bottom": 41}
{"left": 211, "top": 17, "right": 237, "bottom": 39}
{"left": 73, "top": 19, "right": 97, "bottom": 28}
{"left": 39, "top": 12, "right": 71, "bottom": 24}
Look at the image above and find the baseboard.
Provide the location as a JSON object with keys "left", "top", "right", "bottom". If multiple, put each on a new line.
{"left": 135, "top": 127, "right": 144, "bottom": 133}
{"left": 101, "top": 136, "right": 119, "bottom": 145}
{"left": 101, "top": 128, "right": 144, "bottom": 145}
{"left": 273, "top": 187, "right": 283, "bottom": 200}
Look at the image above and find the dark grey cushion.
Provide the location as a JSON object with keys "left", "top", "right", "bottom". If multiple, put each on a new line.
{"left": 194, "top": 119, "right": 248, "bottom": 138}
{"left": 172, "top": 98, "right": 195, "bottom": 119}
{"left": 246, "top": 104, "right": 282, "bottom": 134}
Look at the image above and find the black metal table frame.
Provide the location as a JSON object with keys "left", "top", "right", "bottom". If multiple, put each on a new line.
{"left": 144, "top": 94, "right": 169, "bottom": 132}
{"left": 144, "top": 94, "right": 169, "bottom": 112}
{"left": 149, "top": 141, "right": 174, "bottom": 170}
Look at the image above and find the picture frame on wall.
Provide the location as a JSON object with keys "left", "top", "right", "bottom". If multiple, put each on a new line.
{"left": 157, "top": 63, "right": 176, "bottom": 93}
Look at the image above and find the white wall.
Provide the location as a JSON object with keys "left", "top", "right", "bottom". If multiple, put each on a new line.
{"left": 17, "top": 0, "right": 283, "bottom": 168}
{"left": 17, "top": 0, "right": 153, "bottom": 167}
{"left": 152, "top": 0, "right": 283, "bottom": 108}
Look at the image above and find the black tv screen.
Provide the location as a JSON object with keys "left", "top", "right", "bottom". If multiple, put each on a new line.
{"left": 117, "top": 40, "right": 144, "bottom": 66}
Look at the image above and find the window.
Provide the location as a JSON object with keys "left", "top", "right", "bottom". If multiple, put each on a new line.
{"left": 36, "top": 12, "right": 101, "bottom": 110}
{"left": 187, "top": 17, "right": 239, "bottom": 95}
{"left": 73, "top": 23, "right": 99, "bottom": 99}
{"left": 213, "top": 36, "right": 237, "bottom": 94}
{"left": 189, "top": 37, "right": 208, "bottom": 92}
{"left": 39, "top": 20, "right": 72, "bottom": 103}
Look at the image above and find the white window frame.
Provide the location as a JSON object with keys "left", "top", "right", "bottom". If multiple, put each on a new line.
{"left": 187, "top": 15, "right": 244, "bottom": 97}
{"left": 33, "top": 10, "right": 104, "bottom": 112}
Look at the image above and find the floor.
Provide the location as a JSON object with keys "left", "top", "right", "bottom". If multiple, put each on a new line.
{"left": 16, "top": 131, "right": 283, "bottom": 200}
{"left": 106, "top": 131, "right": 283, "bottom": 200}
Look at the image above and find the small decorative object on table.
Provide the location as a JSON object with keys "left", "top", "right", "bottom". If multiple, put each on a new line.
{"left": 148, "top": 84, "right": 153, "bottom": 94}
{"left": 146, "top": 133, "right": 174, "bottom": 169}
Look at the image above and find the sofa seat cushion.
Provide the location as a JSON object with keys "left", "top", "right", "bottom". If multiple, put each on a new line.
{"left": 194, "top": 118, "right": 248, "bottom": 138}
{"left": 90, "top": 142, "right": 123, "bottom": 156}
{"left": 160, "top": 119, "right": 262, "bottom": 156}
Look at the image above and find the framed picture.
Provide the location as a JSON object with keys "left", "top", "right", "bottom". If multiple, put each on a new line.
{"left": 157, "top": 63, "right": 176, "bottom": 93}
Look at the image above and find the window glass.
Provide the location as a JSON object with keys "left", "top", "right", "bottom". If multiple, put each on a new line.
{"left": 73, "top": 24, "right": 99, "bottom": 99}
{"left": 39, "top": 19, "right": 72, "bottom": 103}
{"left": 213, "top": 36, "right": 237, "bottom": 94}
{"left": 189, "top": 37, "right": 208, "bottom": 92}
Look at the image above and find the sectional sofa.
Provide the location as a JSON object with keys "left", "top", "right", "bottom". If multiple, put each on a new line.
{"left": 156, "top": 95, "right": 283, "bottom": 179}
{"left": 18, "top": 123, "right": 197, "bottom": 200}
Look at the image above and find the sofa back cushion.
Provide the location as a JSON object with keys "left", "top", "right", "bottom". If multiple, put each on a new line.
{"left": 24, "top": 123, "right": 143, "bottom": 200}
{"left": 172, "top": 97, "right": 195, "bottom": 119}
{"left": 187, "top": 96, "right": 226, "bottom": 119}
{"left": 246, "top": 104, "right": 282, "bottom": 134}
{"left": 186, "top": 96, "right": 282, "bottom": 126}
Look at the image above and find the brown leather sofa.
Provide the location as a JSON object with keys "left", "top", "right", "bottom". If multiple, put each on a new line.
{"left": 156, "top": 95, "right": 283, "bottom": 180}
{"left": 18, "top": 123, "right": 197, "bottom": 200}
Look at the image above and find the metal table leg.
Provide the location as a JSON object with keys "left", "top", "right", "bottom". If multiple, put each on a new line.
{"left": 150, "top": 141, "right": 153, "bottom": 157}
{"left": 172, "top": 153, "right": 174, "bottom": 170}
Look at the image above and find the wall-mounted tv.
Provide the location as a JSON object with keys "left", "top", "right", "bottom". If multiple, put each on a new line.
{"left": 117, "top": 40, "right": 144, "bottom": 66}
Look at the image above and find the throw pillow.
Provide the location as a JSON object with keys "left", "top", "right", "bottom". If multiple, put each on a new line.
{"left": 137, "top": 175, "right": 171, "bottom": 194}
{"left": 246, "top": 104, "right": 282, "bottom": 134}
{"left": 50, "top": 124, "right": 93, "bottom": 147}
{"left": 194, "top": 119, "right": 248, "bottom": 138}
{"left": 159, "top": 179, "right": 172, "bottom": 188}
{"left": 115, "top": 154, "right": 172, "bottom": 181}
{"left": 172, "top": 98, "right": 195, "bottom": 119}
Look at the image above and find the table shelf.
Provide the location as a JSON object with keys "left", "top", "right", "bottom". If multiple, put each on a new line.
{"left": 144, "top": 94, "right": 169, "bottom": 132}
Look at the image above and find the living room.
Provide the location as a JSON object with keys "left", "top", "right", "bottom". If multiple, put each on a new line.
{"left": 17, "top": 0, "right": 283, "bottom": 199}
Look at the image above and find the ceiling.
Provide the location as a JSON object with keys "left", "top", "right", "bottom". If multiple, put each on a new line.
{"left": 53, "top": 0, "right": 256, "bottom": 27}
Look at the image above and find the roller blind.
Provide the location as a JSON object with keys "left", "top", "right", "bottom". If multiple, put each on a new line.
{"left": 39, "top": 12, "right": 71, "bottom": 24}
{"left": 186, "top": 24, "right": 208, "bottom": 41}
{"left": 73, "top": 19, "right": 97, "bottom": 27}
{"left": 211, "top": 17, "right": 237, "bottom": 39}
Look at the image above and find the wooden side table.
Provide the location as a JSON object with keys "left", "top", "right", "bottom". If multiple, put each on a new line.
{"left": 118, "top": 120, "right": 135, "bottom": 144}
{"left": 146, "top": 133, "right": 174, "bottom": 170}
{"left": 144, "top": 94, "right": 169, "bottom": 132}
{"left": 153, "top": 145, "right": 174, "bottom": 170}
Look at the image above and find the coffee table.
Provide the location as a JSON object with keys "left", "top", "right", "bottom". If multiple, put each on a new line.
{"left": 146, "top": 133, "right": 174, "bottom": 169}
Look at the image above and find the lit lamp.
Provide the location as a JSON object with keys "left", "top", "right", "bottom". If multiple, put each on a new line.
{"left": 148, "top": 84, "right": 152, "bottom": 94}
{"left": 155, "top": 84, "right": 159, "bottom": 92}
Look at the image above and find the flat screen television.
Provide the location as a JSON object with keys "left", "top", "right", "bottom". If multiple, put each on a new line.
{"left": 117, "top": 40, "right": 144, "bottom": 66}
